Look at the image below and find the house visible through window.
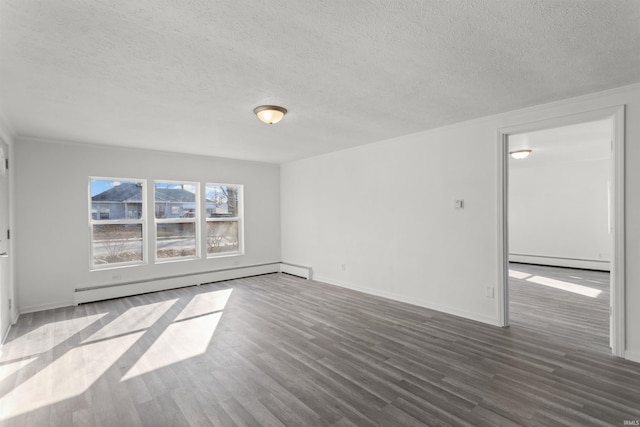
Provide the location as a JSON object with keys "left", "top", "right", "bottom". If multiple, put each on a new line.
{"left": 206, "top": 184, "right": 242, "bottom": 256}
{"left": 90, "top": 178, "right": 145, "bottom": 268}
{"left": 100, "top": 205, "right": 110, "bottom": 219}
{"left": 155, "top": 181, "right": 199, "bottom": 260}
{"left": 89, "top": 178, "right": 243, "bottom": 269}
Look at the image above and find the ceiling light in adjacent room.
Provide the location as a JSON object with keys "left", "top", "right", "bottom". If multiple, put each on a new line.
{"left": 253, "top": 105, "right": 287, "bottom": 124}
{"left": 509, "top": 149, "right": 532, "bottom": 159}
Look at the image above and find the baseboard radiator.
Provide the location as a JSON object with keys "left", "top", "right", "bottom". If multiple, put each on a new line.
{"left": 74, "top": 262, "right": 312, "bottom": 305}
{"left": 279, "top": 262, "right": 313, "bottom": 279}
{"left": 509, "top": 253, "right": 611, "bottom": 271}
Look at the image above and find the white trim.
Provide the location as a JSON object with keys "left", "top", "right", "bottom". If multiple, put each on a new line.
{"left": 6, "top": 136, "right": 16, "bottom": 327}
{"left": 611, "top": 105, "right": 626, "bottom": 358}
{"left": 497, "top": 131, "right": 509, "bottom": 327}
{"left": 497, "top": 105, "right": 626, "bottom": 358}
{"left": 204, "top": 183, "right": 244, "bottom": 258}
{"left": 1, "top": 310, "right": 19, "bottom": 345}
{"left": 19, "top": 300, "right": 74, "bottom": 315}
{"left": 1, "top": 321, "right": 11, "bottom": 344}
{"left": 89, "top": 177, "right": 147, "bottom": 270}
{"left": 315, "top": 276, "right": 500, "bottom": 327}
{"left": 154, "top": 180, "right": 201, "bottom": 260}
{"left": 74, "top": 263, "right": 280, "bottom": 305}
{"left": 0, "top": 133, "right": 15, "bottom": 340}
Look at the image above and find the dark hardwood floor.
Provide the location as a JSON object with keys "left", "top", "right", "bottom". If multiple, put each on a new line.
{"left": 1, "top": 268, "right": 638, "bottom": 426}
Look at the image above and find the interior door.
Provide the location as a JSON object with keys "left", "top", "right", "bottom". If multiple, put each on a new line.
{"left": 0, "top": 138, "right": 10, "bottom": 340}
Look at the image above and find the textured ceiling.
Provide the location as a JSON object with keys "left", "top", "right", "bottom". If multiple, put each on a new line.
{"left": 1, "top": 1, "right": 639, "bottom": 164}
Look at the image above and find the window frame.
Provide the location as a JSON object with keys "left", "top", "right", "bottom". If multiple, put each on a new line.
{"left": 205, "top": 183, "right": 244, "bottom": 258}
{"left": 89, "top": 177, "right": 147, "bottom": 270}
{"left": 154, "top": 180, "right": 200, "bottom": 263}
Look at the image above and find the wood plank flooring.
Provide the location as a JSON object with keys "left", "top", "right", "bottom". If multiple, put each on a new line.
{"left": 1, "top": 269, "right": 639, "bottom": 426}
{"left": 508, "top": 262, "right": 610, "bottom": 354}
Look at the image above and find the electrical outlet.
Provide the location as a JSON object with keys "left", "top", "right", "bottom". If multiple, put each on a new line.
{"left": 341, "top": 264, "right": 346, "bottom": 272}
{"left": 8, "top": 299, "right": 11, "bottom": 310}
{"left": 485, "top": 287, "right": 494, "bottom": 298}
{"left": 454, "top": 199, "right": 464, "bottom": 210}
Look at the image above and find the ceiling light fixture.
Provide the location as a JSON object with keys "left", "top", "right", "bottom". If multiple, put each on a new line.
{"left": 253, "top": 105, "right": 287, "bottom": 124}
{"left": 509, "top": 149, "right": 532, "bottom": 160}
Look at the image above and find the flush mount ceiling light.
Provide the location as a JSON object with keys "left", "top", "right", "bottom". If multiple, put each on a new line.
{"left": 509, "top": 149, "right": 532, "bottom": 160}
{"left": 253, "top": 105, "right": 287, "bottom": 124}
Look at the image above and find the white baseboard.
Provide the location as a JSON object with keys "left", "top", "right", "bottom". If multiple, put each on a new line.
{"left": 19, "top": 300, "right": 74, "bottom": 315}
{"left": 509, "top": 254, "right": 610, "bottom": 271}
{"left": 2, "top": 322, "right": 12, "bottom": 345}
{"left": 74, "top": 263, "right": 281, "bottom": 305}
{"left": 3, "top": 312, "right": 22, "bottom": 344}
{"left": 314, "top": 275, "right": 500, "bottom": 327}
{"left": 625, "top": 350, "right": 640, "bottom": 364}
{"left": 279, "top": 262, "right": 312, "bottom": 279}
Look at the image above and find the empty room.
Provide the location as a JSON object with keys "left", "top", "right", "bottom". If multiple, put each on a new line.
{"left": 1, "top": 1, "right": 640, "bottom": 426}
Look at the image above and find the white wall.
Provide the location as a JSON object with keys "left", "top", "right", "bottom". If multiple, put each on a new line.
{"left": 14, "top": 138, "right": 280, "bottom": 312}
{"left": 281, "top": 83, "right": 640, "bottom": 362}
{"left": 509, "top": 158, "right": 611, "bottom": 270}
{"left": 282, "top": 122, "right": 500, "bottom": 325}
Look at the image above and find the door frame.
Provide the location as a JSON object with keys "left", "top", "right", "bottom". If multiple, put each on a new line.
{"left": 0, "top": 134, "right": 14, "bottom": 343}
{"left": 496, "top": 105, "right": 625, "bottom": 358}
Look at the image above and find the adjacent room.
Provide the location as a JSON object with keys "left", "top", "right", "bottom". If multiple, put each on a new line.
{"left": 507, "top": 120, "right": 613, "bottom": 352}
{"left": 1, "top": 1, "right": 640, "bottom": 426}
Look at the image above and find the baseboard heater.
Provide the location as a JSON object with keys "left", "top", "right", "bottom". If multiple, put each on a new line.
{"left": 74, "top": 262, "right": 312, "bottom": 305}
{"left": 279, "top": 262, "right": 313, "bottom": 279}
{"left": 509, "top": 253, "right": 610, "bottom": 271}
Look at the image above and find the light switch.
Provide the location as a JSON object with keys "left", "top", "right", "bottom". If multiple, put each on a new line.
{"left": 454, "top": 199, "right": 464, "bottom": 210}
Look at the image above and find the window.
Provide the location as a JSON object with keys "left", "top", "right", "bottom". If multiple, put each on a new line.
{"left": 155, "top": 181, "right": 199, "bottom": 260}
{"left": 205, "top": 184, "right": 242, "bottom": 256}
{"left": 90, "top": 178, "right": 145, "bottom": 268}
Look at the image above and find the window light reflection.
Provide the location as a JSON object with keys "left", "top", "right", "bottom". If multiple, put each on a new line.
{"left": 0, "top": 332, "right": 144, "bottom": 420}
{"left": 175, "top": 288, "right": 232, "bottom": 321}
{"left": 2, "top": 313, "right": 107, "bottom": 356}
{"left": 508, "top": 269, "right": 531, "bottom": 279}
{"left": 0, "top": 357, "right": 36, "bottom": 383}
{"left": 121, "top": 312, "right": 222, "bottom": 381}
{"left": 526, "top": 275, "right": 602, "bottom": 298}
{"left": 83, "top": 299, "right": 177, "bottom": 343}
{"left": 510, "top": 269, "right": 603, "bottom": 298}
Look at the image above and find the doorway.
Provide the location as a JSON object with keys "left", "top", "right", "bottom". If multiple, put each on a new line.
{"left": 497, "top": 106, "right": 625, "bottom": 357}
{"left": 0, "top": 136, "right": 10, "bottom": 341}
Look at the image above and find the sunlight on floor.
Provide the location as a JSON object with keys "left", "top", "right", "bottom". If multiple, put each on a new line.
{"left": 83, "top": 299, "right": 177, "bottom": 343}
{"left": 508, "top": 269, "right": 531, "bottom": 279}
{"left": 0, "top": 288, "right": 233, "bottom": 421}
{"left": 175, "top": 288, "right": 232, "bottom": 321}
{"left": 121, "top": 312, "right": 222, "bottom": 381}
{"left": 0, "top": 357, "right": 36, "bottom": 382}
{"left": 122, "top": 288, "right": 232, "bottom": 381}
{"left": 510, "top": 269, "right": 603, "bottom": 298}
{"left": 0, "top": 332, "right": 144, "bottom": 420}
{"left": 1, "top": 313, "right": 108, "bottom": 358}
{"left": 527, "top": 275, "right": 602, "bottom": 298}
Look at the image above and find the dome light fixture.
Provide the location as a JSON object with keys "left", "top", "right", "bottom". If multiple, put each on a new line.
{"left": 509, "top": 149, "right": 532, "bottom": 160}
{"left": 253, "top": 105, "right": 287, "bottom": 124}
